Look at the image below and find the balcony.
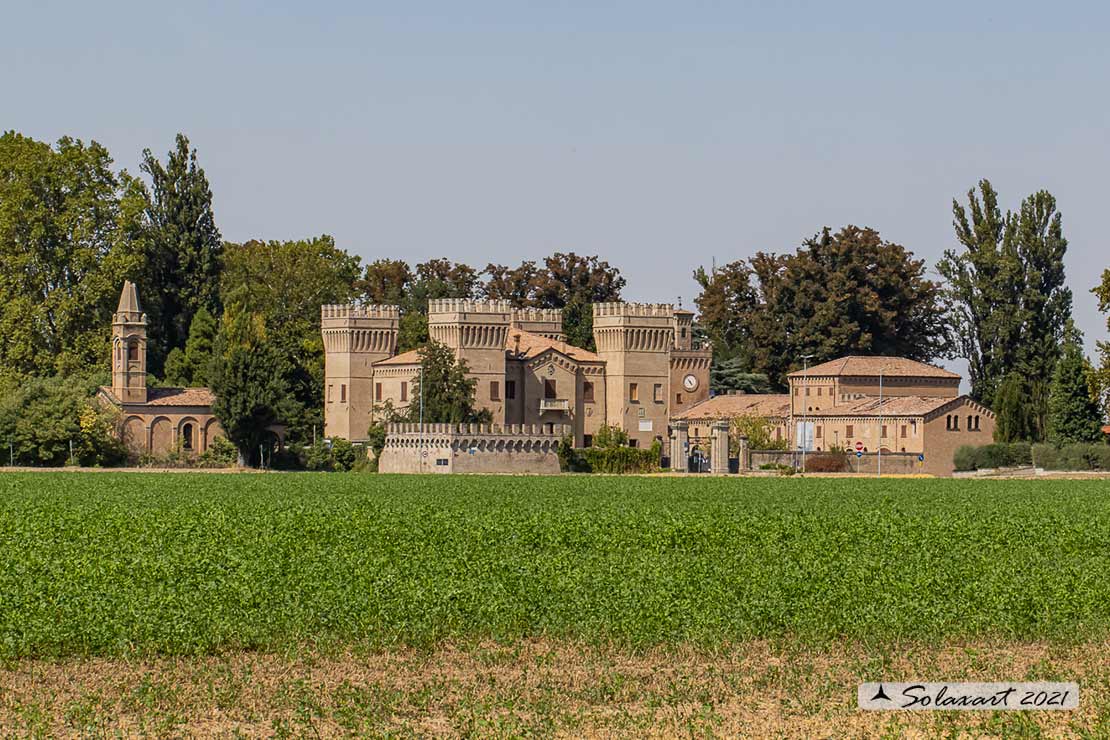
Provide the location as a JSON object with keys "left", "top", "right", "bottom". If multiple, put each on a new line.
{"left": 539, "top": 398, "right": 570, "bottom": 412}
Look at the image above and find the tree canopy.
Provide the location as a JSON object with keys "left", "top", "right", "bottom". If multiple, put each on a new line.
{"left": 939, "top": 180, "right": 1073, "bottom": 424}
{"left": 0, "top": 132, "right": 146, "bottom": 381}
{"left": 1047, "top": 324, "right": 1104, "bottom": 444}
{"left": 137, "top": 134, "right": 223, "bottom": 374}
{"left": 221, "top": 235, "right": 362, "bottom": 442}
{"left": 694, "top": 226, "right": 949, "bottom": 389}
{"left": 403, "top": 340, "right": 491, "bottom": 425}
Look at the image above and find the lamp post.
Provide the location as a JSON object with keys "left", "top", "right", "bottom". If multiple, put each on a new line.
{"left": 877, "top": 365, "right": 889, "bottom": 478}
{"left": 799, "top": 354, "right": 814, "bottom": 473}
{"left": 419, "top": 363, "right": 425, "bottom": 470}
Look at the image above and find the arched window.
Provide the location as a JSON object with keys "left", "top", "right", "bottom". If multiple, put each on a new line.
{"left": 128, "top": 341, "right": 139, "bottom": 362}
{"left": 181, "top": 423, "right": 194, "bottom": 451}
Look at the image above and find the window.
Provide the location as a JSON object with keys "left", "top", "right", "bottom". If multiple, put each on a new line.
{"left": 629, "top": 383, "right": 639, "bottom": 402}
{"left": 846, "top": 424, "right": 854, "bottom": 438}
{"left": 629, "top": 439, "right": 639, "bottom": 448}
{"left": 680, "top": 327, "right": 687, "bottom": 338}
{"left": 490, "top": 381, "right": 500, "bottom": 401}
{"left": 817, "top": 387, "right": 822, "bottom": 396}
{"left": 881, "top": 424, "right": 888, "bottom": 439}
{"left": 974, "top": 415, "right": 981, "bottom": 431}
{"left": 328, "top": 385, "right": 334, "bottom": 403}
{"left": 583, "top": 434, "right": 593, "bottom": 448}
{"left": 128, "top": 341, "right": 139, "bottom": 362}
{"left": 775, "top": 427, "right": 782, "bottom": 441}
{"left": 900, "top": 424, "right": 907, "bottom": 438}
{"left": 795, "top": 387, "right": 800, "bottom": 396}
{"left": 582, "top": 381, "right": 593, "bottom": 402}
{"left": 506, "top": 380, "right": 516, "bottom": 400}
{"left": 181, "top": 423, "right": 194, "bottom": 451}
{"left": 544, "top": 379, "right": 557, "bottom": 399}
{"left": 653, "top": 384, "right": 663, "bottom": 402}
{"left": 375, "top": 383, "right": 382, "bottom": 402}
{"left": 676, "top": 393, "right": 683, "bottom": 404}
{"left": 816, "top": 425, "right": 823, "bottom": 439}
{"left": 805, "top": 387, "right": 811, "bottom": 396}
{"left": 967, "top": 415, "right": 973, "bottom": 431}
{"left": 340, "top": 384, "right": 347, "bottom": 403}
{"left": 400, "top": 382, "right": 408, "bottom": 402}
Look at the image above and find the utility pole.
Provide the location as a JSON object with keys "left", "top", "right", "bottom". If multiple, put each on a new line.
{"left": 878, "top": 366, "right": 887, "bottom": 478}
{"left": 799, "top": 354, "right": 814, "bottom": 473}
{"left": 419, "top": 363, "right": 425, "bottom": 470}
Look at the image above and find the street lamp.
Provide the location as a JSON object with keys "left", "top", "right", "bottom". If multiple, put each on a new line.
{"left": 799, "top": 354, "right": 814, "bottom": 473}
{"left": 877, "top": 364, "right": 890, "bottom": 478}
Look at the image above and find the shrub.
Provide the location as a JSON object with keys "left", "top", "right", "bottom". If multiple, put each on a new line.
{"left": 953, "top": 445, "right": 978, "bottom": 472}
{"left": 578, "top": 440, "right": 661, "bottom": 474}
{"left": 1031, "top": 443, "right": 1060, "bottom": 470}
{"left": 331, "top": 439, "right": 357, "bottom": 472}
{"left": 952, "top": 442, "right": 1033, "bottom": 471}
{"left": 198, "top": 436, "right": 238, "bottom": 467}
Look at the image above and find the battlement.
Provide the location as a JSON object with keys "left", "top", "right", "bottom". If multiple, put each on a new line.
{"left": 593, "top": 302, "right": 675, "bottom": 318}
{"left": 379, "top": 422, "right": 569, "bottom": 474}
{"left": 321, "top": 304, "right": 400, "bottom": 320}
{"left": 385, "top": 422, "right": 571, "bottom": 437}
{"left": 428, "top": 299, "right": 513, "bottom": 315}
{"left": 511, "top": 307, "right": 562, "bottom": 323}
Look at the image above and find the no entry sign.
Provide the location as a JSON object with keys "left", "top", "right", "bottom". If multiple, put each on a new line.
{"left": 855, "top": 441, "right": 864, "bottom": 452}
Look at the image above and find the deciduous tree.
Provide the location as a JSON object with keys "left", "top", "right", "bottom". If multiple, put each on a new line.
{"left": 939, "top": 180, "right": 1073, "bottom": 420}
{"left": 138, "top": 134, "right": 223, "bottom": 373}
{"left": 209, "top": 305, "right": 299, "bottom": 466}
{"left": 404, "top": 340, "right": 491, "bottom": 424}
{"left": 221, "top": 236, "right": 361, "bottom": 443}
{"left": 746, "top": 226, "right": 949, "bottom": 388}
{"left": 0, "top": 132, "right": 146, "bottom": 381}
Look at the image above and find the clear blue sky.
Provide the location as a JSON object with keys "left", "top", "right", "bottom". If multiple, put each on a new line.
{"left": 5, "top": 1, "right": 1108, "bottom": 374}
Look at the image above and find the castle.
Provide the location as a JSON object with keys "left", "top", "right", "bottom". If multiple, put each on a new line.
{"left": 321, "top": 300, "right": 712, "bottom": 448}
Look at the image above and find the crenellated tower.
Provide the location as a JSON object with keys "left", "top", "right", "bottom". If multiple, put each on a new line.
{"left": 428, "top": 299, "right": 512, "bottom": 422}
{"left": 321, "top": 304, "right": 400, "bottom": 440}
{"left": 592, "top": 303, "right": 676, "bottom": 446}
{"left": 510, "top": 307, "right": 565, "bottom": 341}
{"left": 111, "top": 280, "right": 148, "bottom": 404}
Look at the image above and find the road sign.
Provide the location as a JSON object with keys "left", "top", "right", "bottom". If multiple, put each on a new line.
{"left": 856, "top": 450, "right": 863, "bottom": 458}
{"left": 918, "top": 454, "right": 925, "bottom": 462}
{"left": 855, "top": 441, "right": 864, "bottom": 452}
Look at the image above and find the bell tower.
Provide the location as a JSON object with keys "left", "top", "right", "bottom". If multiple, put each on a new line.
{"left": 112, "top": 281, "right": 148, "bottom": 404}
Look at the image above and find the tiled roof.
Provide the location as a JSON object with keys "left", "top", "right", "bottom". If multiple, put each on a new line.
{"left": 786, "top": 356, "right": 959, "bottom": 379}
{"left": 100, "top": 386, "right": 216, "bottom": 407}
{"left": 506, "top": 328, "right": 602, "bottom": 363}
{"left": 811, "top": 394, "right": 992, "bottom": 419}
{"left": 374, "top": 349, "right": 422, "bottom": 366}
{"left": 675, "top": 394, "right": 791, "bottom": 421}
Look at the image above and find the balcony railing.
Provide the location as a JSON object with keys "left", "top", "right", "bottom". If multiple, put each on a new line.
{"left": 539, "top": 398, "right": 570, "bottom": 412}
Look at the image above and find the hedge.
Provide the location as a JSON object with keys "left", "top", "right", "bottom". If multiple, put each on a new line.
{"left": 953, "top": 442, "right": 1033, "bottom": 471}
{"left": 956, "top": 441, "right": 1110, "bottom": 472}
{"left": 1032, "top": 443, "right": 1110, "bottom": 471}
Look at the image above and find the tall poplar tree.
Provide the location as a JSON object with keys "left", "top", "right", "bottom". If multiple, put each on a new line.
{"left": 139, "top": 133, "right": 223, "bottom": 374}
{"left": 939, "top": 180, "right": 1072, "bottom": 426}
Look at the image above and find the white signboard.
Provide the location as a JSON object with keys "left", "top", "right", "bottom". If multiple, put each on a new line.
{"left": 638, "top": 420, "right": 653, "bottom": 432}
{"left": 795, "top": 421, "right": 815, "bottom": 451}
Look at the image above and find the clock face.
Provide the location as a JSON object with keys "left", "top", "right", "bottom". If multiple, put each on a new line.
{"left": 683, "top": 374, "right": 698, "bottom": 391}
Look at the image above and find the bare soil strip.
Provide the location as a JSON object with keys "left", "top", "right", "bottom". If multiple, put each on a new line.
{"left": 2, "top": 640, "right": 1108, "bottom": 737}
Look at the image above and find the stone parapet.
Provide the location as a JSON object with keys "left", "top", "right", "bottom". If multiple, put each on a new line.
{"left": 379, "top": 422, "right": 569, "bottom": 474}
{"left": 321, "top": 304, "right": 400, "bottom": 320}
{"left": 428, "top": 299, "right": 513, "bottom": 315}
{"left": 593, "top": 302, "right": 675, "bottom": 318}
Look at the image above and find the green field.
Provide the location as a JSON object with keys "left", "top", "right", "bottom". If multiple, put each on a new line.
{"left": 2, "top": 473, "right": 1109, "bottom": 658}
